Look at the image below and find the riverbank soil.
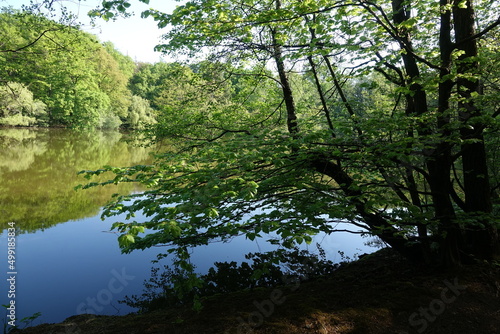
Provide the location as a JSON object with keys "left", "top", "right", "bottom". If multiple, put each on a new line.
{"left": 14, "top": 248, "right": 500, "bottom": 334}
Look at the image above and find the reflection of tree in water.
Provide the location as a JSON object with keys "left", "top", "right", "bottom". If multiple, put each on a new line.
{"left": 0, "top": 128, "right": 48, "bottom": 173}
{"left": 0, "top": 128, "right": 155, "bottom": 233}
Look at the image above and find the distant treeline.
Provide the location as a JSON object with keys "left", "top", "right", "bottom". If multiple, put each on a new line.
{"left": 0, "top": 9, "right": 157, "bottom": 129}
{"left": 0, "top": 8, "right": 305, "bottom": 131}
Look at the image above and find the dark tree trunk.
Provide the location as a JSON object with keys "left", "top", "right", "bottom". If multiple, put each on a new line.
{"left": 311, "top": 157, "right": 423, "bottom": 262}
{"left": 453, "top": 0, "right": 498, "bottom": 260}
{"left": 424, "top": 0, "right": 464, "bottom": 267}
{"left": 391, "top": 0, "right": 462, "bottom": 266}
{"left": 271, "top": 0, "right": 298, "bottom": 136}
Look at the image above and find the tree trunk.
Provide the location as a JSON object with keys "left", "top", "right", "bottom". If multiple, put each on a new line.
{"left": 271, "top": 0, "right": 299, "bottom": 136}
{"left": 391, "top": 0, "right": 461, "bottom": 266}
{"left": 311, "top": 157, "right": 423, "bottom": 262}
{"left": 453, "top": 0, "right": 498, "bottom": 259}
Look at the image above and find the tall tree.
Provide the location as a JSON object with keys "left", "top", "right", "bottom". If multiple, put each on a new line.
{"left": 90, "top": 0, "right": 500, "bottom": 267}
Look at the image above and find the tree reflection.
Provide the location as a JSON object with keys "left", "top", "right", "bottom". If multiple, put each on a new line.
{"left": 0, "top": 128, "right": 154, "bottom": 233}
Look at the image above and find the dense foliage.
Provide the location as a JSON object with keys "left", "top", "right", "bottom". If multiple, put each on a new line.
{"left": 84, "top": 0, "right": 500, "bottom": 273}
{"left": 0, "top": 8, "right": 156, "bottom": 129}
{"left": 0, "top": 82, "right": 47, "bottom": 126}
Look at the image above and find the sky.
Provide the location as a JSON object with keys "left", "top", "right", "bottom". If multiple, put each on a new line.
{"left": 3, "top": 0, "right": 180, "bottom": 63}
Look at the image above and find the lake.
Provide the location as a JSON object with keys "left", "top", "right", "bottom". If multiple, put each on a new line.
{"left": 0, "top": 128, "right": 377, "bottom": 328}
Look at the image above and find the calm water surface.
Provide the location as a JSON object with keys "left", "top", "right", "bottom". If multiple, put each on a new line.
{"left": 0, "top": 128, "right": 376, "bottom": 327}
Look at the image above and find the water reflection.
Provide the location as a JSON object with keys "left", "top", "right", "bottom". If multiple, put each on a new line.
{"left": 0, "top": 128, "right": 154, "bottom": 233}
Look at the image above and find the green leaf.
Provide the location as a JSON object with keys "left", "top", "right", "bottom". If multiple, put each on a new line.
{"left": 130, "top": 226, "right": 145, "bottom": 234}
{"left": 118, "top": 234, "right": 135, "bottom": 247}
{"left": 207, "top": 207, "right": 219, "bottom": 218}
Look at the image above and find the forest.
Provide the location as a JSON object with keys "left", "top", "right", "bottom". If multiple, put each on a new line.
{"left": 85, "top": 0, "right": 500, "bottom": 271}
{"left": 2, "top": 1, "right": 500, "bottom": 333}
{"left": 0, "top": 8, "right": 285, "bottom": 132}
{"left": 0, "top": 8, "right": 159, "bottom": 129}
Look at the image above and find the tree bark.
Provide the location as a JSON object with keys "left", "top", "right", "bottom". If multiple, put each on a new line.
{"left": 391, "top": 0, "right": 461, "bottom": 265}
{"left": 453, "top": 0, "right": 498, "bottom": 259}
{"left": 271, "top": 0, "right": 299, "bottom": 136}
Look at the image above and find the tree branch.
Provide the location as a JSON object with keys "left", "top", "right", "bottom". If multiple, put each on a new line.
{"left": 0, "top": 28, "right": 60, "bottom": 53}
{"left": 453, "top": 15, "right": 500, "bottom": 48}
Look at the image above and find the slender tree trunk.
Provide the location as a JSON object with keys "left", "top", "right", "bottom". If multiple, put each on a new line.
{"left": 271, "top": 0, "right": 298, "bottom": 136}
{"left": 391, "top": 0, "right": 431, "bottom": 248}
{"left": 272, "top": 37, "right": 299, "bottom": 136}
{"left": 307, "top": 55, "right": 335, "bottom": 135}
{"left": 391, "top": 0, "right": 428, "bottom": 117}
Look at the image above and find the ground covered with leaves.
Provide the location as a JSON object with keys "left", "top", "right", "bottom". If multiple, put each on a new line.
{"left": 14, "top": 249, "right": 500, "bottom": 334}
